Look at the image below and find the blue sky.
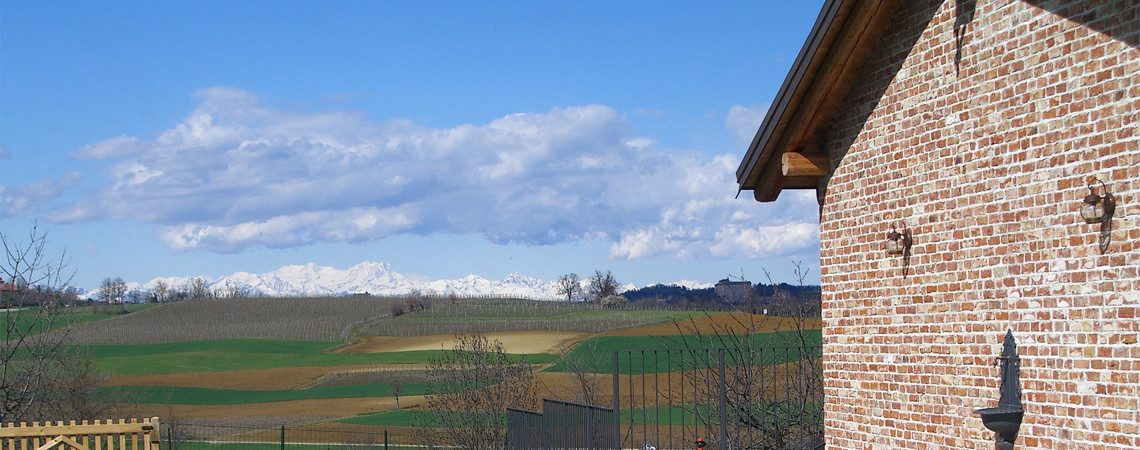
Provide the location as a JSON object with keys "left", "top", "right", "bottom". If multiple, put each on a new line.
{"left": 1, "top": 1, "right": 825, "bottom": 292}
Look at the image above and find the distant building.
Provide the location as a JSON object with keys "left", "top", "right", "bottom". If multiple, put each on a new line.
{"left": 713, "top": 278, "right": 753, "bottom": 304}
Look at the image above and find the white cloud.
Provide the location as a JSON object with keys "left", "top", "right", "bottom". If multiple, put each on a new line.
{"left": 72, "top": 136, "right": 146, "bottom": 160}
{"left": 52, "top": 87, "right": 818, "bottom": 258}
{"left": 726, "top": 104, "right": 771, "bottom": 147}
{"left": 0, "top": 172, "right": 82, "bottom": 219}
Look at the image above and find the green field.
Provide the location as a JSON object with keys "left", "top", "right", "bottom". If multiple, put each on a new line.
{"left": 89, "top": 338, "right": 557, "bottom": 375}
{"left": 547, "top": 329, "right": 823, "bottom": 374}
{"left": 11, "top": 295, "right": 823, "bottom": 438}
{"left": 339, "top": 409, "right": 422, "bottom": 427}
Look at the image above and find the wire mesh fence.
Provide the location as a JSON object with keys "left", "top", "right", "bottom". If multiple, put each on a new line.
{"left": 162, "top": 421, "right": 436, "bottom": 450}
{"left": 613, "top": 345, "right": 824, "bottom": 450}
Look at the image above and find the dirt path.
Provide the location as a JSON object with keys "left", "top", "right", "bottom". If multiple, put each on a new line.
{"left": 121, "top": 395, "right": 424, "bottom": 421}
{"left": 336, "top": 331, "right": 589, "bottom": 355}
{"left": 104, "top": 364, "right": 431, "bottom": 390}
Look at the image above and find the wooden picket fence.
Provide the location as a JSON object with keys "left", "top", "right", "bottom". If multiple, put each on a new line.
{"left": 0, "top": 418, "right": 159, "bottom": 450}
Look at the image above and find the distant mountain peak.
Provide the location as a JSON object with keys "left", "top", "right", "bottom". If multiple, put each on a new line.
{"left": 138, "top": 261, "right": 562, "bottom": 299}
{"left": 85, "top": 261, "right": 714, "bottom": 302}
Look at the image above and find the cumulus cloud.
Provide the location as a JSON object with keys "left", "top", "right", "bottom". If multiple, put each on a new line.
{"left": 726, "top": 104, "right": 770, "bottom": 147}
{"left": 53, "top": 87, "right": 818, "bottom": 257}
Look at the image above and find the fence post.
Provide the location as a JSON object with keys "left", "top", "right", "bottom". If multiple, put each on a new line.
{"left": 167, "top": 427, "right": 173, "bottom": 450}
{"left": 586, "top": 406, "right": 594, "bottom": 450}
{"left": 612, "top": 350, "right": 621, "bottom": 450}
{"left": 384, "top": 429, "right": 388, "bottom": 450}
{"left": 718, "top": 348, "right": 729, "bottom": 450}
{"left": 280, "top": 425, "right": 285, "bottom": 450}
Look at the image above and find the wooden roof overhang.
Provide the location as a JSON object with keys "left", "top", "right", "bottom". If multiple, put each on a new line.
{"left": 736, "top": 0, "right": 898, "bottom": 202}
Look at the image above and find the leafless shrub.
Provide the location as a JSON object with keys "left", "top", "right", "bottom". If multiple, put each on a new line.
{"left": 667, "top": 263, "right": 823, "bottom": 450}
{"left": 418, "top": 334, "right": 537, "bottom": 450}
{"left": 550, "top": 338, "right": 606, "bottom": 405}
{"left": 1, "top": 223, "right": 112, "bottom": 422}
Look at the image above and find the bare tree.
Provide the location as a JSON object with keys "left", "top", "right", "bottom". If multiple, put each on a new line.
{"left": 587, "top": 270, "right": 619, "bottom": 304}
{"left": 100, "top": 277, "right": 127, "bottom": 305}
{"left": 188, "top": 277, "right": 210, "bottom": 299}
{"left": 556, "top": 273, "right": 582, "bottom": 303}
{"left": 1, "top": 223, "right": 108, "bottom": 422}
{"left": 420, "top": 334, "right": 537, "bottom": 450}
{"left": 667, "top": 263, "right": 823, "bottom": 450}
{"left": 390, "top": 377, "right": 403, "bottom": 410}
{"left": 152, "top": 279, "right": 169, "bottom": 303}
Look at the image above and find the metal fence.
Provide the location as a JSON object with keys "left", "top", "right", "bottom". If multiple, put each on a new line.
{"left": 612, "top": 345, "right": 823, "bottom": 450}
{"left": 162, "top": 421, "right": 430, "bottom": 450}
{"left": 505, "top": 407, "right": 544, "bottom": 449}
{"left": 506, "top": 399, "right": 617, "bottom": 450}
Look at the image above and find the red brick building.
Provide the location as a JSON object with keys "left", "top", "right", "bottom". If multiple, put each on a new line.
{"left": 737, "top": 0, "right": 1137, "bottom": 448}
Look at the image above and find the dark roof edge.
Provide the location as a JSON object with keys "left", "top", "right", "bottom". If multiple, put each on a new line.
{"left": 736, "top": 0, "right": 844, "bottom": 188}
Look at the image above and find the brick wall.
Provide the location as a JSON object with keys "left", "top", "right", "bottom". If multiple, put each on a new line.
{"left": 819, "top": 0, "right": 1138, "bottom": 448}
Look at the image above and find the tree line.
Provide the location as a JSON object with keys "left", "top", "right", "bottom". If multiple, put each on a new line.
{"left": 555, "top": 270, "right": 821, "bottom": 315}
{"left": 97, "top": 276, "right": 251, "bottom": 305}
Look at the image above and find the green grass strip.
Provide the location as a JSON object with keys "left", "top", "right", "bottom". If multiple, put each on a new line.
{"left": 546, "top": 329, "right": 822, "bottom": 374}
{"left": 88, "top": 339, "right": 556, "bottom": 375}
{"left": 339, "top": 410, "right": 422, "bottom": 427}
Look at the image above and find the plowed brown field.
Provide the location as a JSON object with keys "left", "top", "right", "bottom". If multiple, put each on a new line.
{"left": 104, "top": 364, "right": 434, "bottom": 390}
{"left": 602, "top": 313, "right": 820, "bottom": 337}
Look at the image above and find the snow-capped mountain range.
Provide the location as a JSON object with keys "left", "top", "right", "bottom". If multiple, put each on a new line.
{"left": 112, "top": 261, "right": 712, "bottom": 300}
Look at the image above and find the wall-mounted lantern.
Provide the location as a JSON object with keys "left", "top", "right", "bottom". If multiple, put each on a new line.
{"left": 885, "top": 225, "right": 912, "bottom": 256}
{"left": 1080, "top": 178, "right": 1116, "bottom": 254}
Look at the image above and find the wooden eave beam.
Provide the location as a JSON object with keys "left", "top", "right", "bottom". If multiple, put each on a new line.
{"left": 772, "top": 0, "right": 897, "bottom": 157}
{"left": 741, "top": 0, "right": 898, "bottom": 202}
{"left": 737, "top": 0, "right": 848, "bottom": 193}
{"left": 782, "top": 151, "right": 830, "bottom": 177}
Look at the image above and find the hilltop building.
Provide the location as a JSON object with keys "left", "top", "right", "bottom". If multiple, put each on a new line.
{"left": 737, "top": 0, "right": 1137, "bottom": 448}
{"left": 713, "top": 278, "right": 754, "bottom": 304}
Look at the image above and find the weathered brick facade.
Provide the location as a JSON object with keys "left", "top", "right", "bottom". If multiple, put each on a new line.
{"left": 820, "top": 1, "right": 1138, "bottom": 448}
